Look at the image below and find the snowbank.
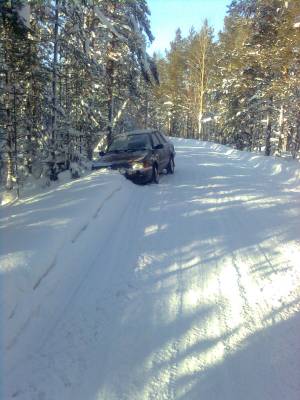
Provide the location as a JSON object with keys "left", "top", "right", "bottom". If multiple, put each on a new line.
{"left": 175, "top": 138, "right": 300, "bottom": 185}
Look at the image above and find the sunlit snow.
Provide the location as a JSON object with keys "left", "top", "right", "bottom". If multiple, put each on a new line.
{"left": 1, "top": 138, "right": 300, "bottom": 400}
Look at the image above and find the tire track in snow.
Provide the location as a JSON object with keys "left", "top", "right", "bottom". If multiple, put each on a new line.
{"left": 193, "top": 185, "right": 268, "bottom": 396}
{"left": 232, "top": 207, "right": 290, "bottom": 320}
{"left": 166, "top": 248, "right": 187, "bottom": 400}
{"left": 135, "top": 182, "right": 183, "bottom": 400}
{"left": 232, "top": 253, "right": 258, "bottom": 319}
{"left": 68, "top": 186, "right": 148, "bottom": 400}
{"left": 214, "top": 181, "right": 299, "bottom": 369}
{"left": 33, "top": 256, "right": 58, "bottom": 290}
{"left": 6, "top": 186, "right": 123, "bottom": 361}
{"left": 70, "top": 223, "right": 89, "bottom": 244}
{"left": 14, "top": 184, "right": 145, "bottom": 400}
{"left": 233, "top": 220, "right": 299, "bottom": 328}
{"left": 6, "top": 184, "right": 127, "bottom": 380}
{"left": 6, "top": 305, "right": 41, "bottom": 351}
{"left": 71, "top": 185, "right": 121, "bottom": 243}
{"left": 31, "top": 186, "right": 122, "bottom": 291}
{"left": 217, "top": 203, "right": 268, "bottom": 345}
{"left": 36, "top": 187, "right": 128, "bottom": 354}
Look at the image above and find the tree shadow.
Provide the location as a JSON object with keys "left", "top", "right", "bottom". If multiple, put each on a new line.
{"left": 175, "top": 310, "right": 300, "bottom": 400}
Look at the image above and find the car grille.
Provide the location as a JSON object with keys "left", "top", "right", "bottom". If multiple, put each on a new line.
{"left": 110, "top": 162, "right": 131, "bottom": 170}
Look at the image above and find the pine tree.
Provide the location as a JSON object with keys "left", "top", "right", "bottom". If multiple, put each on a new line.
{"left": 0, "top": 0, "right": 159, "bottom": 190}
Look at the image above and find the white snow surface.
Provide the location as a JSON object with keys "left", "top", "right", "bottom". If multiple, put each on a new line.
{"left": 1, "top": 138, "right": 300, "bottom": 400}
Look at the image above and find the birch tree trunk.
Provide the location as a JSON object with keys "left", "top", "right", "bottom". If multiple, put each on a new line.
{"left": 197, "top": 37, "right": 207, "bottom": 139}
{"left": 277, "top": 104, "right": 285, "bottom": 152}
{"left": 265, "top": 98, "right": 273, "bottom": 156}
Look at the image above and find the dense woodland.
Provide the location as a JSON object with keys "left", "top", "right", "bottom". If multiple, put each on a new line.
{"left": 1, "top": 0, "right": 300, "bottom": 192}
{"left": 153, "top": 0, "right": 300, "bottom": 159}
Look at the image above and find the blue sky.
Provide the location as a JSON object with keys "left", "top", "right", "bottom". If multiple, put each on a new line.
{"left": 147, "top": 0, "right": 231, "bottom": 55}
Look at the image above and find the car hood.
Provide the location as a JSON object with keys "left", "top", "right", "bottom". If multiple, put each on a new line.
{"left": 93, "top": 150, "right": 149, "bottom": 167}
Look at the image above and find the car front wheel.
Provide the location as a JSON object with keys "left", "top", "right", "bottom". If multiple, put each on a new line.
{"left": 152, "top": 165, "right": 159, "bottom": 184}
{"left": 167, "top": 157, "right": 175, "bottom": 174}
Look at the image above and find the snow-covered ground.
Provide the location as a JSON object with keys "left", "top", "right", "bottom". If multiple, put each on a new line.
{"left": 1, "top": 138, "right": 300, "bottom": 400}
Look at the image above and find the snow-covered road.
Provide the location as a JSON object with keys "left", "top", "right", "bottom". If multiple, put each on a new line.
{"left": 2, "top": 139, "right": 300, "bottom": 400}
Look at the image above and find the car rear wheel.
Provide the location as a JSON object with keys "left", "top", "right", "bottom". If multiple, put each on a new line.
{"left": 167, "top": 157, "right": 175, "bottom": 174}
{"left": 152, "top": 164, "right": 159, "bottom": 184}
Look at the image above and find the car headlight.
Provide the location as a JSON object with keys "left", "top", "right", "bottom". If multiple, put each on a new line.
{"left": 131, "top": 162, "right": 144, "bottom": 170}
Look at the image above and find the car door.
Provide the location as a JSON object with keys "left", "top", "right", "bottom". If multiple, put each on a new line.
{"left": 157, "top": 132, "right": 172, "bottom": 167}
{"left": 151, "top": 132, "right": 165, "bottom": 172}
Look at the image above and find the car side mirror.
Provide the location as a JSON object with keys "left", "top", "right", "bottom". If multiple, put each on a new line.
{"left": 99, "top": 151, "right": 105, "bottom": 157}
{"left": 154, "top": 144, "right": 164, "bottom": 150}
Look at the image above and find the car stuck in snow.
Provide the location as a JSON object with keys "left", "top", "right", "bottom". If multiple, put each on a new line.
{"left": 92, "top": 130, "right": 175, "bottom": 184}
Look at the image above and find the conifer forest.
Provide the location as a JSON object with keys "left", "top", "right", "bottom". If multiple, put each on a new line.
{"left": 1, "top": 0, "right": 300, "bottom": 191}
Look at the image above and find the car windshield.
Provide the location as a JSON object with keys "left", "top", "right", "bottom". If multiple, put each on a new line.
{"left": 107, "top": 134, "right": 151, "bottom": 152}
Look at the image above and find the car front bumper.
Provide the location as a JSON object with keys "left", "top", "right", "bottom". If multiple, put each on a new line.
{"left": 92, "top": 162, "right": 152, "bottom": 183}
{"left": 124, "top": 166, "right": 152, "bottom": 183}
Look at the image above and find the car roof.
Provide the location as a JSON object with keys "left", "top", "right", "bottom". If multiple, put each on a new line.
{"left": 113, "top": 130, "right": 169, "bottom": 140}
{"left": 124, "top": 129, "right": 156, "bottom": 136}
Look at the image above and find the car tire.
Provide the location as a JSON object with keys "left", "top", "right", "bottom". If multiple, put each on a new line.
{"left": 167, "top": 157, "right": 175, "bottom": 174}
{"left": 152, "top": 164, "right": 159, "bottom": 184}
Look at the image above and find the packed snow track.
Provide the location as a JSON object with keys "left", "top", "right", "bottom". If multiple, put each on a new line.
{"left": 2, "top": 138, "right": 300, "bottom": 400}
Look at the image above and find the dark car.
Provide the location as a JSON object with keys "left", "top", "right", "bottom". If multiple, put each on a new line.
{"left": 92, "top": 130, "right": 175, "bottom": 184}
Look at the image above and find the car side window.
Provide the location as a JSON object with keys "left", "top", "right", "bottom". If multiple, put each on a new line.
{"left": 151, "top": 133, "right": 161, "bottom": 148}
{"left": 157, "top": 132, "right": 167, "bottom": 143}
